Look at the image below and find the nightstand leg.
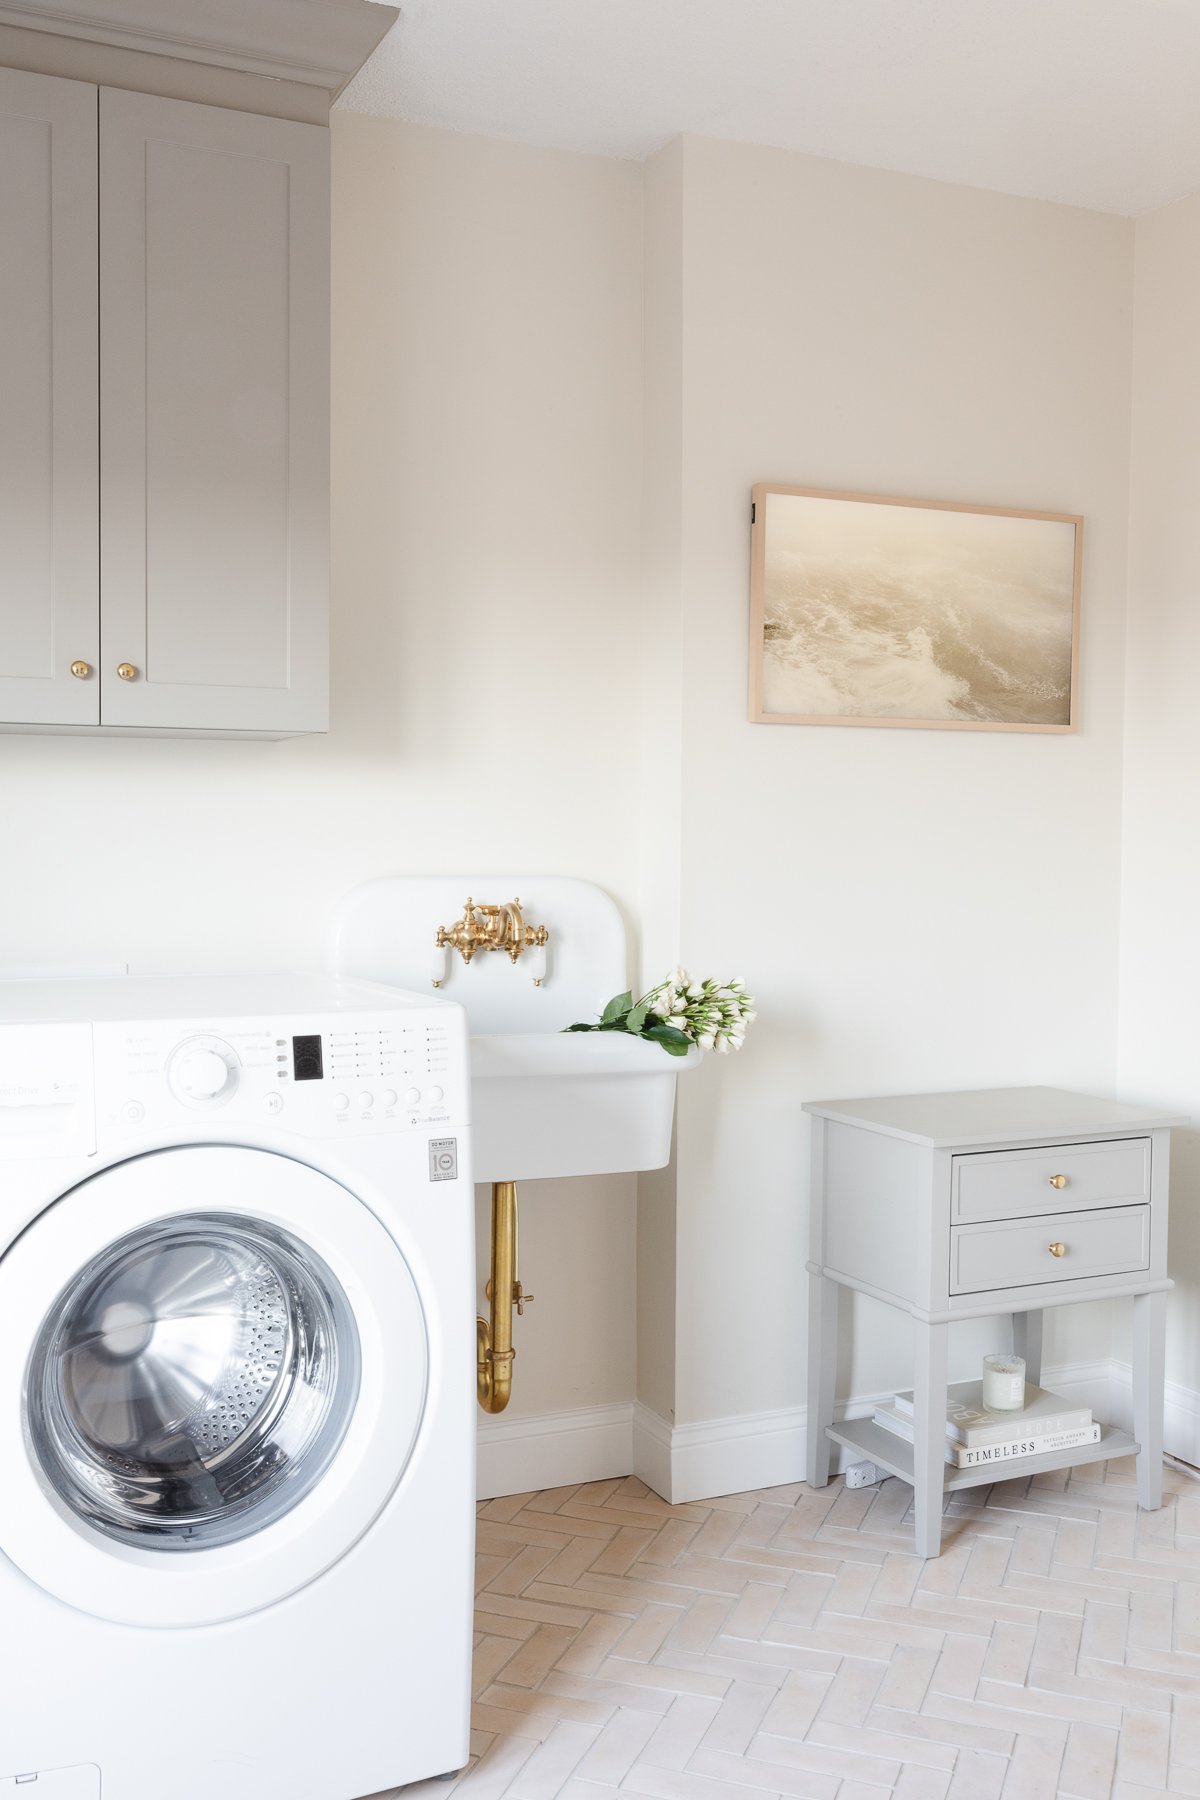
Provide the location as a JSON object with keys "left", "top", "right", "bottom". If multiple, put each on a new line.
{"left": 1132, "top": 1290, "right": 1167, "bottom": 1511}
{"left": 1012, "top": 1310, "right": 1044, "bottom": 1386}
{"left": 806, "top": 1273, "right": 838, "bottom": 1489}
{"left": 912, "top": 1320, "right": 949, "bottom": 1558}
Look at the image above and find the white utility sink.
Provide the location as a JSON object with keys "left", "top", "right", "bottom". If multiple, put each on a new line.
{"left": 330, "top": 875, "right": 700, "bottom": 1182}
{"left": 470, "top": 1031, "right": 700, "bottom": 1182}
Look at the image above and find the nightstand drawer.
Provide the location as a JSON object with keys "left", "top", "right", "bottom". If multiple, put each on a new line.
{"left": 951, "top": 1138, "right": 1150, "bottom": 1223}
{"left": 950, "top": 1204, "right": 1151, "bottom": 1294}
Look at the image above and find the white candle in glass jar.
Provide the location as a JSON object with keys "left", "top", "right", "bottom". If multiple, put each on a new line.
{"left": 982, "top": 1353, "right": 1025, "bottom": 1411}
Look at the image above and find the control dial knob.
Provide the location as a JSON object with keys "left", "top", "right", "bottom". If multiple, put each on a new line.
{"left": 168, "top": 1036, "right": 240, "bottom": 1106}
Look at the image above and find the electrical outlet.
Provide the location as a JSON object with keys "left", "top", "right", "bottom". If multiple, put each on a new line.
{"left": 844, "top": 1461, "right": 879, "bottom": 1489}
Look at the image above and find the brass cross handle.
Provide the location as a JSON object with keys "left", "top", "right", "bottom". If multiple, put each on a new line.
{"left": 1048, "top": 1241, "right": 1066, "bottom": 1257}
{"left": 514, "top": 1280, "right": 535, "bottom": 1316}
{"left": 1048, "top": 1173, "right": 1067, "bottom": 1189}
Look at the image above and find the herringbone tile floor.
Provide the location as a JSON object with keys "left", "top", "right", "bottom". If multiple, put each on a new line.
{"left": 387, "top": 1458, "right": 1200, "bottom": 1800}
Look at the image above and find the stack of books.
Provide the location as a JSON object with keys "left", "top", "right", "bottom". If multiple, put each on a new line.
{"left": 874, "top": 1380, "right": 1099, "bottom": 1469}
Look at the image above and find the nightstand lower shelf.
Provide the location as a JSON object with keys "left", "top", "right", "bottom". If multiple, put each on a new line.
{"left": 826, "top": 1418, "right": 1138, "bottom": 1492}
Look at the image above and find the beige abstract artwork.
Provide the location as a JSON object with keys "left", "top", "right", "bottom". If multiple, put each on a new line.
{"left": 750, "top": 488, "right": 1082, "bottom": 734}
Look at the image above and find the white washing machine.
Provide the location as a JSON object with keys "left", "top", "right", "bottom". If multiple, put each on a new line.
{"left": 0, "top": 973, "right": 474, "bottom": 1800}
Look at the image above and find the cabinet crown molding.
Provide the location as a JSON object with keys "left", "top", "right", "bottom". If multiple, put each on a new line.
{"left": 0, "top": 0, "right": 396, "bottom": 95}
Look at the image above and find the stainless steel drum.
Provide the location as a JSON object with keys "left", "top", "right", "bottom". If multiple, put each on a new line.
{"left": 27, "top": 1213, "right": 360, "bottom": 1549}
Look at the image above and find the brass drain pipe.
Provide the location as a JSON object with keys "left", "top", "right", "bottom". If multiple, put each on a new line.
{"left": 477, "top": 1180, "right": 534, "bottom": 1413}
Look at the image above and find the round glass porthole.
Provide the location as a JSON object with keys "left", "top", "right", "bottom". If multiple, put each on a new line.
{"left": 26, "top": 1213, "right": 360, "bottom": 1550}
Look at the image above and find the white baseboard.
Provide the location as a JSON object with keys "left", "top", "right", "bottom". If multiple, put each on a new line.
{"left": 633, "top": 1358, "right": 1130, "bottom": 1505}
{"left": 479, "top": 1361, "right": 1200, "bottom": 1505}
{"left": 476, "top": 1402, "right": 634, "bottom": 1500}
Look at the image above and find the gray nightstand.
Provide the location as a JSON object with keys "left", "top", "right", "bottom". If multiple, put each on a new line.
{"left": 803, "top": 1087, "right": 1181, "bottom": 1558}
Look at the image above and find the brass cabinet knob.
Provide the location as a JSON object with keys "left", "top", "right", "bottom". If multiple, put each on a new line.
{"left": 69, "top": 660, "right": 92, "bottom": 679}
{"left": 1048, "top": 1173, "right": 1067, "bottom": 1189}
{"left": 116, "top": 663, "right": 138, "bottom": 681}
{"left": 1048, "top": 1241, "right": 1066, "bottom": 1257}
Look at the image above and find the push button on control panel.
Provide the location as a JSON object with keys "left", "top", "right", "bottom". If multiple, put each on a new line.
{"left": 334, "top": 1094, "right": 349, "bottom": 1112}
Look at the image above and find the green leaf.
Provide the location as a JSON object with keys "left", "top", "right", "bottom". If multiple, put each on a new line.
{"left": 563, "top": 1021, "right": 595, "bottom": 1033}
{"left": 646, "top": 1024, "right": 692, "bottom": 1057}
{"left": 601, "top": 990, "right": 633, "bottom": 1025}
{"left": 626, "top": 1001, "right": 651, "bottom": 1033}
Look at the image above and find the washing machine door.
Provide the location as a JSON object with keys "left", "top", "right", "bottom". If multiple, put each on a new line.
{"left": 0, "top": 1145, "right": 428, "bottom": 1627}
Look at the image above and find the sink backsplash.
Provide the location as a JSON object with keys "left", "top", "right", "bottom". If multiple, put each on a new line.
{"left": 328, "top": 876, "right": 628, "bottom": 1032}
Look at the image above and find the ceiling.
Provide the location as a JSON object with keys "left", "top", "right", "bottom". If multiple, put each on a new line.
{"left": 337, "top": 0, "right": 1200, "bottom": 216}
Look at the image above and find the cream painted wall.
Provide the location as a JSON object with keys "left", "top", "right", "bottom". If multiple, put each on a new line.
{"left": 640, "top": 137, "right": 1136, "bottom": 1441}
{"left": 1118, "top": 191, "right": 1200, "bottom": 1451}
{"left": 0, "top": 115, "right": 645, "bottom": 1425}
{"left": 1, "top": 106, "right": 1185, "bottom": 1490}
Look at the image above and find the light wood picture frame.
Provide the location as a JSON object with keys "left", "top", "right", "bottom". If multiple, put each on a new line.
{"left": 748, "top": 484, "right": 1083, "bottom": 733}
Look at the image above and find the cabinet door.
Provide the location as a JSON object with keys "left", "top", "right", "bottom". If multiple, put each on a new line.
{"left": 0, "top": 68, "right": 99, "bottom": 727}
{"left": 99, "top": 89, "right": 329, "bottom": 735}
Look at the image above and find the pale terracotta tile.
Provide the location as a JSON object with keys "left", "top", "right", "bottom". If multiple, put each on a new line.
{"left": 980, "top": 1620, "right": 1036, "bottom": 1686}
{"left": 944, "top": 1747, "right": 1008, "bottom": 1799}
{"left": 594, "top": 1656, "right": 730, "bottom": 1699}
{"left": 1115, "top": 1709, "right": 1171, "bottom": 1788}
{"left": 639, "top": 1519, "right": 706, "bottom": 1566}
{"left": 1057, "top": 1722, "right": 1120, "bottom": 1799}
{"left": 698, "top": 1680, "right": 777, "bottom": 1755}
{"left": 453, "top": 1465, "right": 1199, "bottom": 1800}
{"left": 587, "top": 1525, "right": 658, "bottom": 1577}
{"left": 998, "top": 1733, "right": 1064, "bottom": 1798}
{"left": 875, "top": 1644, "right": 939, "bottom": 1712}
{"left": 554, "top": 1612, "right": 630, "bottom": 1675}
{"left": 498, "top": 1624, "right": 579, "bottom": 1690}
{"left": 892, "top": 1770, "right": 954, "bottom": 1800}
{"left": 570, "top": 1705, "right": 662, "bottom": 1784}
{"left": 812, "top": 1656, "right": 885, "bottom": 1727}
{"left": 688, "top": 1745, "right": 839, "bottom": 1798}
{"left": 502, "top": 1720, "right": 600, "bottom": 1799}
{"left": 758, "top": 1669, "right": 836, "bottom": 1740}
{"left": 639, "top": 1696, "right": 726, "bottom": 1771}
{"left": 1079, "top": 1599, "right": 1129, "bottom": 1665}
{"left": 927, "top": 1632, "right": 988, "bottom": 1700}
{"left": 665, "top": 1594, "right": 736, "bottom": 1654}
{"left": 538, "top": 1668, "right": 674, "bottom": 1717}
{"left": 609, "top": 1602, "right": 684, "bottom": 1664}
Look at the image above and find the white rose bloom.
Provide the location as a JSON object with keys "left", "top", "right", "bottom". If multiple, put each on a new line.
{"left": 697, "top": 1033, "right": 715, "bottom": 1050}
{"left": 716, "top": 1036, "right": 731, "bottom": 1053}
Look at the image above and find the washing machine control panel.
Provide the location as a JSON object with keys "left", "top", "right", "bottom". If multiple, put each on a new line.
{"left": 94, "top": 1009, "right": 466, "bottom": 1141}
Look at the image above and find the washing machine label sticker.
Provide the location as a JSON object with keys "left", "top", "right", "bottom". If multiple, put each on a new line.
{"left": 429, "top": 1138, "right": 458, "bottom": 1182}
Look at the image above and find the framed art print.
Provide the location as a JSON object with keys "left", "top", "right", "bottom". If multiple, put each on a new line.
{"left": 749, "top": 485, "right": 1082, "bottom": 732}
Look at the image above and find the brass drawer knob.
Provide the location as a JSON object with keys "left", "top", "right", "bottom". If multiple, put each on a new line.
{"left": 1048, "top": 1241, "right": 1066, "bottom": 1257}
{"left": 69, "top": 660, "right": 92, "bottom": 679}
{"left": 1048, "top": 1173, "right": 1067, "bottom": 1189}
{"left": 116, "top": 663, "right": 138, "bottom": 681}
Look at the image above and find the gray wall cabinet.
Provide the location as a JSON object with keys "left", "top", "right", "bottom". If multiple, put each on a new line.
{"left": 0, "top": 66, "right": 329, "bottom": 738}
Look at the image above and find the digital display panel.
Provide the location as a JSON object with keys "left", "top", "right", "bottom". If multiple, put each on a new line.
{"left": 292, "top": 1035, "right": 324, "bottom": 1082}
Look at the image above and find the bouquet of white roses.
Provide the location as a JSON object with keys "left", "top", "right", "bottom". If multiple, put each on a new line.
{"left": 565, "top": 966, "right": 756, "bottom": 1058}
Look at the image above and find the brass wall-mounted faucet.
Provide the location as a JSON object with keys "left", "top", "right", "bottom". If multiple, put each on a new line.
{"left": 432, "top": 896, "right": 549, "bottom": 987}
